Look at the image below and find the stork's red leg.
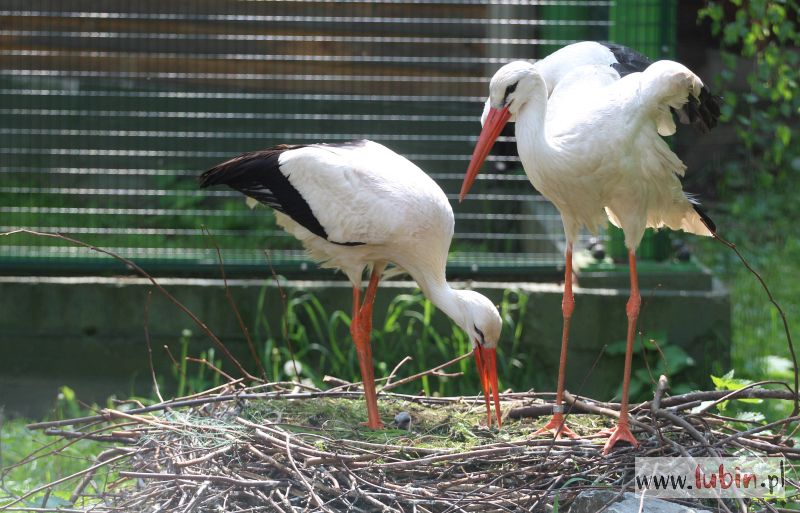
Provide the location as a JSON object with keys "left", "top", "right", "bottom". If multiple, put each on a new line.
{"left": 602, "top": 248, "right": 640, "bottom": 454}
{"left": 533, "top": 243, "right": 579, "bottom": 440}
{"left": 350, "top": 269, "right": 384, "bottom": 429}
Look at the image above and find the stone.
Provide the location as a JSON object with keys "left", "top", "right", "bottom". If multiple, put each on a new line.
{"left": 569, "top": 490, "right": 712, "bottom": 513}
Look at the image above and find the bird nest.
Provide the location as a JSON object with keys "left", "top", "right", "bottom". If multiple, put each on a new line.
{"left": 7, "top": 378, "right": 800, "bottom": 513}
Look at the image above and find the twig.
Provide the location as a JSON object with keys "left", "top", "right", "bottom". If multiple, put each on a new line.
{"left": 185, "top": 357, "right": 236, "bottom": 382}
{"left": 118, "top": 471, "right": 282, "bottom": 487}
{"left": 652, "top": 375, "right": 669, "bottom": 413}
{"left": 713, "top": 232, "right": 798, "bottom": 417}
{"left": 380, "top": 351, "right": 473, "bottom": 393}
{"left": 715, "top": 415, "right": 800, "bottom": 448}
{"left": 203, "top": 226, "right": 267, "bottom": 380}
{"left": 690, "top": 380, "right": 794, "bottom": 414}
{"left": 143, "top": 290, "right": 164, "bottom": 403}
{"left": 182, "top": 479, "right": 210, "bottom": 513}
{"left": 384, "top": 356, "right": 413, "bottom": 388}
{"left": 652, "top": 408, "right": 719, "bottom": 456}
{"left": 0, "top": 229, "right": 257, "bottom": 381}
{"left": 43, "top": 428, "right": 138, "bottom": 444}
{"left": 264, "top": 249, "right": 301, "bottom": 383}
{"left": 174, "top": 443, "right": 235, "bottom": 468}
{"left": 656, "top": 388, "right": 797, "bottom": 409}
{"left": 283, "top": 437, "right": 335, "bottom": 513}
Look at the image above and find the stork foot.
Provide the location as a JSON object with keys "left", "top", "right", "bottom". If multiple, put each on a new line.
{"left": 359, "top": 419, "right": 384, "bottom": 430}
{"left": 532, "top": 412, "right": 580, "bottom": 440}
{"left": 601, "top": 423, "right": 639, "bottom": 454}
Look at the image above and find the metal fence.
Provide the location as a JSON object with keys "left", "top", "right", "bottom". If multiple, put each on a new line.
{"left": 0, "top": 0, "right": 675, "bottom": 278}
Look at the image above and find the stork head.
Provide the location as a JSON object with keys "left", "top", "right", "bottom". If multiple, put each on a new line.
{"left": 462, "top": 61, "right": 541, "bottom": 201}
{"left": 455, "top": 289, "right": 503, "bottom": 428}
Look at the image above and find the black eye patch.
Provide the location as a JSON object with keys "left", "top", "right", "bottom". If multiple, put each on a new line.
{"left": 473, "top": 324, "right": 486, "bottom": 346}
{"left": 503, "top": 82, "right": 518, "bottom": 104}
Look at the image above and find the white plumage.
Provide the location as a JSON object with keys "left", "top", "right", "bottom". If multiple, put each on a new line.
{"left": 201, "top": 139, "right": 503, "bottom": 429}
{"left": 461, "top": 44, "right": 720, "bottom": 453}
{"left": 506, "top": 59, "right": 712, "bottom": 248}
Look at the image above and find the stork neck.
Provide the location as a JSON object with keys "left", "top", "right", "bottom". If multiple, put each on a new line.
{"left": 414, "top": 273, "right": 466, "bottom": 331}
{"left": 514, "top": 81, "right": 553, "bottom": 163}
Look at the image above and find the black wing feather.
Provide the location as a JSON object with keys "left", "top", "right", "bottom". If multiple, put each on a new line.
{"left": 199, "top": 144, "right": 366, "bottom": 246}
{"left": 198, "top": 144, "right": 331, "bottom": 240}
{"left": 602, "top": 42, "right": 654, "bottom": 77}
{"left": 601, "top": 42, "right": 723, "bottom": 134}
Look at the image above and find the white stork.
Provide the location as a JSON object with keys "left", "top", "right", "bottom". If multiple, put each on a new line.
{"left": 460, "top": 45, "right": 720, "bottom": 453}
{"left": 200, "top": 139, "right": 503, "bottom": 429}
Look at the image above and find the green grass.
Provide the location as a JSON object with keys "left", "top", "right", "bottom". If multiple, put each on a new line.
{"left": 250, "top": 286, "right": 530, "bottom": 399}
{"left": 697, "top": 219, "right": 800, "bottom": 420}
{"left": 242, "top": 396, "right": 610, "bottom": 452}
{"left": 0, "top": 416, "right": 111, "bottom": 509}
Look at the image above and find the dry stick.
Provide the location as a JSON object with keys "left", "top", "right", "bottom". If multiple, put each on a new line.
{"left": 263, "top": 249, "right": 302, "bottom": 383}
{"left": 384, "top": 356, "right": 413, "bottom": 388}
{"left": 67, "top": 448, "right": 123, "bottom": 505}
{"left": 182, "top": 479, "right": 210, "bottom": 513}
{"left": 43, "top": 428, "right": 137, "bottom": 444}
{"left": 185, "top": 357, "right": 237, "bottom": 382}
{"left": 174, "top": 443, "right": 236, "bottom": 468}
{"left": 143, "top": 290, "right": 165, "bottom": 403}
{"left": 715, "top": 415, "right": 800, "bottom": 448}
{"left": 163, "top": 344, "right": 181, "bottom": 369}
{"left": 203, "top": 226, "right": 267, "bottom": 380}
{"left": 0, "top": 229, "right": 256, "bottom": 381}
{"left": 713, "top": 232, "right": 798, "bottom": 417}
{"left": 652, "top": 408, "right": 720, "bottom": 457}
{"left": 690, "top": 380, "right": 795, "bottom": 414}
{"left": 118, "top": 471, "right": 282, "bottom": 488}
{"left": 380, "top": 351, "right": 472, "bottom": 393}
{"left": 283, "top": 437, "right": 335, "bottom": 513}
{"left": 657, "top": 388, "right": 797, "bottom": 409}
{"left": 651, "top": 374, "right": 670, "bottom": 453}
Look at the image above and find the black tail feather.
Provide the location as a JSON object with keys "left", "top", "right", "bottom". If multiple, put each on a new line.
{"left": 693, "top": 203, "right": 717, "bottom": 235}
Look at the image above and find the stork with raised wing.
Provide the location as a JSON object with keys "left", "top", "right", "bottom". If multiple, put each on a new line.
{"left": 460, "top": 51, "right": 720, "bottom": 453}
{"left": 200, "top": 139, "right": 503, "bottom": 429}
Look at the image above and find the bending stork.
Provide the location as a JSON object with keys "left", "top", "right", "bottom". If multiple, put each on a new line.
{"left": 200, "top": 140, "right": 503, "bottom": 429}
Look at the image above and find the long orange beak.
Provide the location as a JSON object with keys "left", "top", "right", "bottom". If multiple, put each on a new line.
{"left": 474, "top": 346, "right": 502, "bottom": 427}
{"left": 459, "top": 105, "right": 511, "bottom": 202}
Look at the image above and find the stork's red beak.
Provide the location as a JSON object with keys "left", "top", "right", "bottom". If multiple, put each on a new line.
{"left": 474, "top": 346, "right": 502, "bottom": 427}
{"left": 459, "top": 105, "right": 511, "bottom": 202}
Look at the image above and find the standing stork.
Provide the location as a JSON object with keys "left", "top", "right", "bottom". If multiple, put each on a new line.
{"left": 200, "top": 140, "right": 503, "bottom": 429}
{"left": 481, "top": 42, "right": 721, "bottom": 137}
{"left": 459, "top": 55, "right": 719, "bottom": 453}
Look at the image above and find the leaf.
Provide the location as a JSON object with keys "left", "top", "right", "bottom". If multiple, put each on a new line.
{"left": 736, "top": 411, "right": 766, "bottom": 423}
{"left": 690, "top": 400, "right": 718, "bottom": 414}
{"left": 710, "top": 371, "right": 762, "bottom": 404}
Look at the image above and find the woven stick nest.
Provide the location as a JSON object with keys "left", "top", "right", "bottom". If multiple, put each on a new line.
{"left": 7, "top": 376, "right": 799, "bottom": 513}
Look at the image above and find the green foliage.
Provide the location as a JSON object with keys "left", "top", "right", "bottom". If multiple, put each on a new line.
{"left": 697, "top": 1, "right": 800, "bottom": 423}
{"left": 711, "top": 370, "right": 763, "bottom": 411}
{"left": 0, "top": 416, "right": 110, "bottom": 509}
{"left": 250, "top": 286, "right": 529, "bottom": 397}
{"left": 695, "top": 370, "right": 768, "bottom": 427}
{"left": 699, "top": 1, "right": 800, "bottom": 229}
{"left": 607, "top": 333, "right": 697, "bottom": 401}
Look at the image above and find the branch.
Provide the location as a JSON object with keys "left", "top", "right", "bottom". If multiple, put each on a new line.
{"left": 0, "top": 229, "right": 257, "bottom": 381}
{"left": 714, "top": 232, "right": 798, "bottom": 417}
{"left": 380, "top": 350, "right": 472, "bottom": 393}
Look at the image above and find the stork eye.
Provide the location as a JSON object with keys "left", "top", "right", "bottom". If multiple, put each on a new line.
{"left": 473, "top": 324, "right": 486, "bottom": 346}
{"left": 503, "top": 82, "right": 518, "bottom": 104}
